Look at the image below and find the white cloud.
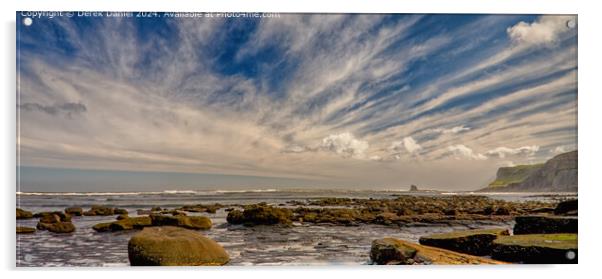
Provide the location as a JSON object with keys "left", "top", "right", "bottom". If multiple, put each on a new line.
{"left": 320, "top": 132, "right": 369, "bottom": 159}
{"left": 403, "top": 137, "right": 422, "bottom": 154}
{"left": 485, "top": 145, "right": 540, "bottom": 158}
{"left": 448, "top": 145, "right": 487, "bottom": 160}
{"left": 435, "top": 125, "right": 471, "bottom": 135}
{"left": 550, "top": 145, "right": 571, "bottom": 154}
{"left": 507, "top": 15, "right": 575, "bottom": 48}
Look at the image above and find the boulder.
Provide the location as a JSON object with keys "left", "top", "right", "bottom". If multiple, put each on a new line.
{"left": 419, "top": 228, "right": 510, "bottom": 256}
{"left": 37, "top": 221, "right": 75, "bottom": 233}
{"left": 92, "top": 222, "right": 113, "bottom": 232}
{"left": 17, "top": 226, "right": 36, "bottom": 234}
{"left": 35, "top": 211, "right": 72, "bottom": 222}
{"left": 83, "top": 205, "right": 115, "bottom": 216}
{"left": 16, "top": 208, "right": 33, "bottom": 219}
{"left": 370, "top": 238, "right": 505, "bottom": 265}
{"left": 554, "top": 199, "right": 577, "bottom": 216}
{"left": 226, "top": 205, "right": 292, "bottom": 226}
{"left": 114, "top": 208, "right": 129, "bottom": 215}
{"left": 150, "top": 214, "right": 212, "bottom": 230}
{"left": 110, "top": 216, "right": 152, "bottom": 231}
{"left": 492, "top": 234, "right": 577, "bottom": 264}
{"left": 128, "top": 226, "right": 229, "bottom": 266}
{"left": 514, "top": 216, "right": 577, "bottom": 234}
{"left": 92, "top": 216, "right": 152, "bottom": 232}
{"left": 65, "top": 207, "right": 83, "bottom": 216}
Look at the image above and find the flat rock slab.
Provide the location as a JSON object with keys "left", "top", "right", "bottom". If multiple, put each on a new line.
{"left": 370, "top": 237, "right": 506, "bottom": 265}
{"left": 419, "top": 228, "right": 510, "bottom": 256}
{"left": 128, "top": 226, "right": 229, "bottom": 266}
{"left": 514, "top": 216, "right": 577, "bottom": 234}
{"left": 492, "top": 233, "right": 577, "bottom": 264}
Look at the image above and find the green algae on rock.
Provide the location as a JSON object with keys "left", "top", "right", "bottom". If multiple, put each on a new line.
{"left": 492, "top": 234, "right": 577, "bottom": 264}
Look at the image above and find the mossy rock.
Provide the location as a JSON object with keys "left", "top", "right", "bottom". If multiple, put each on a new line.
{"left": 419, "top": 228, "right": 509, "bottom": 256}
{"left": 226, "top": 205, "right": 292, "bottom": 226}
{"left": 114, "top": 208, "right": 129, "bottom": 215}
{"left": 83, "top": 205, "right": 115, "bottom": 216}
{"left": 111, "top": 216, "right": 152, "bottom": 231}
{"left": 17, "top": 208, "right": 33, "bottom": 219}
{"left": 492, "top": 234, "right": 577, "bottom": 263}
{"left": 150, "top": 214, "right": 212, "bottom": 230}
{"left": 370, "top": 238, "right": 505, "bottom": 265}
{"left": 65, "top": 207, "right": 83, "bottom": 216}
{"left": 35, "top": 211, "right": 72, "bottom": 222}
{"left": 37, "top": 221, "right": 75, "bottom": 233}
{"left": 92, "top": 222, "right": 113, "bottom": 232}
{"left": 17, "top": 226, "right": 36, "bottom": 234}
{"left": 514, "top": 216, "right": 577, "bottom": 234}
{"left": 128, "top": 226, "right": 229, "bottom": 266}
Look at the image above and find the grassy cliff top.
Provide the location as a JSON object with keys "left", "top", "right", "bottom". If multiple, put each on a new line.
{"left": 493, "top": 233, "right": 577, "bottom": 249}
{"left": 487, "top": 163, "right": 544, "bottom": 188}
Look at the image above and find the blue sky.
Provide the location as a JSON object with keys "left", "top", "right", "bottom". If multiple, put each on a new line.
{"left": 16, "top": 13, "right": 577, "bottom": 192}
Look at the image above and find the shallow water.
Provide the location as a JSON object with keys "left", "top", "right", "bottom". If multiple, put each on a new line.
{"left": 16, "top": 190, "right": 575, "bottom": 266}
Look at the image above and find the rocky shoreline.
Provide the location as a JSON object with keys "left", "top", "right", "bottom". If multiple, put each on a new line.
{"left": 16, "top": 195, "right": 578, "bottom": 265}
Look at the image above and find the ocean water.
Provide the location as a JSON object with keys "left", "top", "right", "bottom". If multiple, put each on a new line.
{"left": 15, "top": 189, "right": 576, "bottom": 267}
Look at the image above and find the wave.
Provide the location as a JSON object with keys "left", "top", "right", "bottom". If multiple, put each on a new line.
{"left": 16, "top": 189, "right": 281, "bottom": 196}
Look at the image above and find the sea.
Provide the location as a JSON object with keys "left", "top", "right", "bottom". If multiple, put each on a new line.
{"left": 15, "top": 189, "right": 577, "bottom": 267}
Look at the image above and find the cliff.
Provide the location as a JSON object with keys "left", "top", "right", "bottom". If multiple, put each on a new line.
{"left": 480, "top": 150, "right": 577, "bottom": 192}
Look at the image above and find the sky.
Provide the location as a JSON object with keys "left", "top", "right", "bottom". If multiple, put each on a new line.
{"left": 16, "top": 13, "right": 577, "bottom": 192}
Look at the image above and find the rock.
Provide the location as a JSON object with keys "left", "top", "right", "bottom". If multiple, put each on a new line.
{"left": 151, "top": 206, "right": 162, "bottom": 212}
{"left": 410, "top": 185, "right": 419, "bottom": 191}
{"left": 37, "top": 221, "right": 75, "bottom": 233}
{"left": 128, "top": 226, "right": 229, "bottom": 266}
{"left": 492, "top": 234, "right": 577, "bottom": 263}
{"left": 150, "top": 214, "right": 212, "bottom": 230}
{"left": 137, "top": 209, "right": 152, "bottom": 215}
{"left": 17, "top": 226, "right": 36, "bottom": 234}
{"left": 513, "top": 216, "right": 577, "bottom": 234}
{"left": 484, "top": 164, "right": 543, "bottom": 190}
{"left": 114, "top": 208, "right": 129, "bottom": 215}
{"left": 419, "top": 228, "right": 510, "bottom": 256}
{"left": 370, "top": 238, "right": 505, "bottom": 265}
{"left": 93, "top": 216, "right": 152, "bottom": 232}
{"left": 83, "top": 205, "right": 115, "bottom": 216}
{"left": 226, "top": 205, "right": 292, "bottom": 226}
{"left": 110, "top": 216, "right": 152, "bottom": 231}
{"left": 35, "top": 211, "right": 72, "bottom": 222}
{"left": 116, "top": 214, "right": 129, "bottom": 220}
{"left": 17, "top": 208, "right": 33, "bottom": 219}
{"left": 554, "top": 199, "right": 577, "bottom": 216}
{"left": 65, "top": 207, "right": 83, "bottom": 216}
{"left": 92, "top": 222, "right": 113, "bottom": 232}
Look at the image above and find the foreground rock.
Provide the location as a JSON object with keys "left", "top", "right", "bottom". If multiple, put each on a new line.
{"left": 128, "top": 226, "right": 229, "bottom": 266}
{"left": 492, "top": 234, "right": 577, "bottom": 263}
{"left": 370, "top": 238, "right": 505, "bottom": 265}
{"left": 513, "top": 216, "right": 577, "bottom": 234}
{"left": 16, "top": 208, "right": 33, "bottom": 219}
{"left": 227, "top": 205, "right": 292, "bottom": 226}
{"left": 419, "top": 228, "right": 509, "bottom": 256}
{"left": 17, "top": 226, "right": 36, "bottom": 234}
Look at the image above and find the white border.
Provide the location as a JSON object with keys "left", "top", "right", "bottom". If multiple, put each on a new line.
{"left": 2, "top": 1, "right": 601, "bottom": 279}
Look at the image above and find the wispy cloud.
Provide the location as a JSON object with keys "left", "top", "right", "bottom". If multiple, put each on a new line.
{"left": 16, "top": 14, "right": 578, "bottom": 190}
